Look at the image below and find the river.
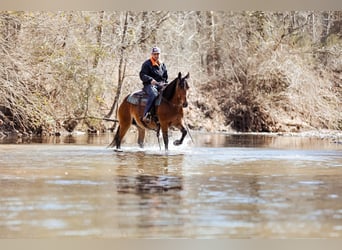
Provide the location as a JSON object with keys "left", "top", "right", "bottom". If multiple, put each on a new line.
{"left": 0, "top": 131, "right": 341, "bottom": 238}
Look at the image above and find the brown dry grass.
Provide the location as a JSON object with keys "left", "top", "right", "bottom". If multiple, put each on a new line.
{"left": 195, "top": 42, "right": 342, "bottom": 132}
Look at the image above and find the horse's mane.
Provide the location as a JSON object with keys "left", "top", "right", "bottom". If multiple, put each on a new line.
{"left": 162, "top": 77, "right": 178, "bottom": 101}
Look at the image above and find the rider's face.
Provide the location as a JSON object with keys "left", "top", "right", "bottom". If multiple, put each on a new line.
{"left": 152, "top": 53, "right": 160, "bottom": 60}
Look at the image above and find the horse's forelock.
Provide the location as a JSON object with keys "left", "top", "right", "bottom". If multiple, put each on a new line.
{"left": 180, "top": 76, "right": 189, "bottom": 90}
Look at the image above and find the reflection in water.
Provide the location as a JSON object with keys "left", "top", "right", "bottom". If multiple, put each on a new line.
{"left": 63, "top": 135, "right": 76, "bottom": 144}
{"left": 113, "top": 153, "right": 184, "bottom": 237}
{"left": 0, "top": 132, "right": 341, "bottom": 238}
{"left": 194, "top": 132, "right": 341, "bottom": 150}
{"left": 196, "top": 133, "right": 275, "bottom": 148}
{"left": 116, "top": 154, "right": 183, "bottom": 194}
{"left": 117, "top": 175, "right": 182, "bottom": 193}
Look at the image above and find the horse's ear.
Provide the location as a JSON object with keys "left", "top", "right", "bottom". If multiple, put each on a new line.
{"left": 178, "top": 72, "right": 182, "bottom": 79}
{"left": 184, "top": 72, "right": 190, "bottom": 79}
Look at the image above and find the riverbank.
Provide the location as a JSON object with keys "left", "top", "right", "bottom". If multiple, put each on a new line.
{"left": 226, "top": 129, "right": 342, "bottom": 141}
{"left": 1, "top": 124, "right": 342, "bottom": 146}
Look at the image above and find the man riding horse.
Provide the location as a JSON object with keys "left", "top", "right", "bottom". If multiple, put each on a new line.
{"left": 139, "top": 46, "right": 168, "bottom": 123}
{"left": 109, "top": 45, "right": 189, "bottom": 151}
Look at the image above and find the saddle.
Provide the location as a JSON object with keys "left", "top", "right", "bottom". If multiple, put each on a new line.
{"left": 126, "top": 85, "right": 165, "bottom": 120}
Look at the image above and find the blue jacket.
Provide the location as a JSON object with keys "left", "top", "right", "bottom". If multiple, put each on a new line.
{"left": 139, "top": 59, "right": 168, "bottom": 85}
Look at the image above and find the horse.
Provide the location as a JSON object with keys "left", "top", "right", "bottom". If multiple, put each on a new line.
{"left": 109, "top": 72, "right": 190, "bottom": 151}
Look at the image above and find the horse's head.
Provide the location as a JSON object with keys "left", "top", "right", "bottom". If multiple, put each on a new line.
{"left": 176, "top": 72, "right": 190, "bottom": 108}
{"left": 162, "top": 72, "right": 190, "bottom": 107}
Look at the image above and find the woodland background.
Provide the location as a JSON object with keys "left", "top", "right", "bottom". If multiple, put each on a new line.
{"left": 0, "top": 11, "right": 341, "bottom": 136}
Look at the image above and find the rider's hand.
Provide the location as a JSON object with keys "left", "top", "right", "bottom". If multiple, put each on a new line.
{"left": 151, "top": 79, "right": 157, "bottom": 85}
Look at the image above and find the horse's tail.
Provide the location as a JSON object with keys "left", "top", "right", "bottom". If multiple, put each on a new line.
{"left": 108, "top": 125, "right": 120, "bottom": 148}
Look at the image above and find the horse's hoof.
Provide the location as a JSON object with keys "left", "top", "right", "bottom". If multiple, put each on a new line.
{"left": 114, "top": 148, "right": 123, "bottom": 152}
{"left": 173, "top": 140, "right": 181, "bottom": 146}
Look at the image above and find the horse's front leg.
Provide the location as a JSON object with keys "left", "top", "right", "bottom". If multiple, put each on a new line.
{"left": 160, "top": 125, "right": 169, "bottom": 151}
{"left": 173, "top": 125, "right": 187, "bottom": 146}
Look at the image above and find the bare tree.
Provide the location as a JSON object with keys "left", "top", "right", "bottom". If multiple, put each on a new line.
{"left": 105, "top": 11, "right": 129, "bottom": 119}
{"left": 1, "top": 11, "right": 341, "bottom": 134}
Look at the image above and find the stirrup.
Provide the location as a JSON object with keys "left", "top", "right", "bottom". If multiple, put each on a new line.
{"left": 142, "top": 112, "right": 151, "bottom": 123}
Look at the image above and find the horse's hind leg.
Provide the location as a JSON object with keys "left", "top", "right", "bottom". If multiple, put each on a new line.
{"left": 113, "top": 125, "right": 122, "bottom": 149}
{"left": 112, "top": 101, "right": 132, "bottom": 151}
{"left": 113, "top": 122, "right": 130, "bottom": 151}
{"left": 137, "top": 126, "right": 145, "bottom": 148}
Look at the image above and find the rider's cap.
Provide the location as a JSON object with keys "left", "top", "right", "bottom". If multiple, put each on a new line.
{"left": 151, "top": 46, "right": 161, "bottom": 54}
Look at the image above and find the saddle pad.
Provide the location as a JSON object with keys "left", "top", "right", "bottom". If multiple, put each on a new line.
{"left": 127, "top": 90, "right": 147, "bottom": 105}
{"left": 127, "top": 90, "right": 162, "bottom": 106}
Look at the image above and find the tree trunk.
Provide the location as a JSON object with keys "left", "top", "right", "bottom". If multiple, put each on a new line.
{"left": 105, "top": 11, "right": 129, "bottom": 119}
{"left": 93, "top": 11, "right": 104, "bottom": 68}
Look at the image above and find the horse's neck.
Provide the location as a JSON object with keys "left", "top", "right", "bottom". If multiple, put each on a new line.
{"left": 163, "top": 80, "right": 178, "bottom": 104}
{"left": 165, "top": 93, "right": 184, "bottom": 111}
{"left": 169, "top": 91, "right": 181, "bottom": 106}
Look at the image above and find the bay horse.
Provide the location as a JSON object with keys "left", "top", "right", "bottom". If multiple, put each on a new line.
{"left": 109, "top": 72, "right": 190, "bottom": 151}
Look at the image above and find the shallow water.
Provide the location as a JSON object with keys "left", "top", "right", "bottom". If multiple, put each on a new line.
{"left": 0, "top": 132, "right": 341, "bottom": 238}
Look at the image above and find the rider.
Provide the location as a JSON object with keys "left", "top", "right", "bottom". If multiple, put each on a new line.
{"left": 139, "top": 46, "right": 168, "bottom": 122}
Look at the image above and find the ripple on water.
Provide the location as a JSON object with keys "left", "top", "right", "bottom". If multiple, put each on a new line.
{"left": 45, "top": 179, "right": 106, "bottom": 186}
{"left": 298, "top": 180, "right": 325, "bottom": 185}
{"left": 30, "top": 219, "right": 67, "bottom": 229}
